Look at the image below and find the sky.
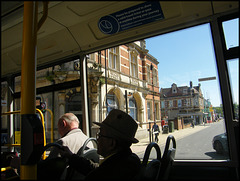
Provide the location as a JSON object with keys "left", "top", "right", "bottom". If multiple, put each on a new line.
{"left": 146, "top": 18, "right": 239, "bottom": 107}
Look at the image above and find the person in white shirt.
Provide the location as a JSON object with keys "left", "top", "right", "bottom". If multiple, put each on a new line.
{"left": 47, "top": 112, "right": 93, "bottom": 159}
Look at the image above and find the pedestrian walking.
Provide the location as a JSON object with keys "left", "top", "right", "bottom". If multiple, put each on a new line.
{"left": 152, "top": 122, "right": 160, "bottom": 143}
{"left": 191, "top": 120, "right": 195, "bottom": 128}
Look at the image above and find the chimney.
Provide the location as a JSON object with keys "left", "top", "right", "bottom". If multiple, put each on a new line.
{"left": 190, "top": 81, "right": 192, "bottom": 88}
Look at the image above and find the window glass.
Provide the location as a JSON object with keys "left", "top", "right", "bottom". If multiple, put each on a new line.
{"left": 109, "top": 47, "right": 118, "bottom": 69}
{"left": 1, "top": 81, "right": 8, "bottom": 129}
{"left": 146, "top": 23, "right": 229, "bottom": 160}
{"left": 14, "top": 59, "right": 81, "bottom": 91}
{"left": 107, "top": 93, "right": 119, "bottom": 115}
{"left": 129, "top": 97, "right": 137, "bottom": 120}
{"left": 130, "top": 53, "right": 138, "bottom": 77}
{"left": 147, "top": 101, "right": 151, "bottom": 120}
{"left": 161, "top": 101, "right": 165, "bottom": 109}
{"left": 147, "top": 65, "right": 151, "bottom": 83}
{"left": 178, "top": 100, "right": 182, "bottom": 107}
{"left": 222, "top": 18, "right": 239, "bottom": 50}
{"left": 153, "top": 69, "right": 158, "bottom": 86}
{"left": 155, "top": 102, "right": 160, "bottom": 120}
{"left": 36, "top": 87, "right": 83, "bottom": 142}
{"left": 227, "top": 58, "right": 239, "bottom": 120}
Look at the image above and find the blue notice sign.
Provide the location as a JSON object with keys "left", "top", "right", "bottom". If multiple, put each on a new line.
{"left": 98, "top": 1, "right": 164, "bottom": 35}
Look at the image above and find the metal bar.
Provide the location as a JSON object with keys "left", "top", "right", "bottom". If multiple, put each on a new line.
{"left": 45, "top": 109, "right": 54, "bottom": 143}
{"left": 198, "top": 76, "right": 216, "bottom": 82}
{"left": 2, "top": 109, "right": 47, "bottom": 158}
{"left": 36, "top": 109, "right": 46, "bottom": 159}
{"left": 80, "top": 54, "right": 90, "bottom": 136}
{"left": 20, "top": 1, "right": 38, "bottom": 179}
{"left": 105, "top": 50, "right": 108, "bottom": 115}
{"left": 37, "top": 1, "right": 48, "bottom": 31}
{"left": 210, "top": 17, "right": 238, "bottom": 167}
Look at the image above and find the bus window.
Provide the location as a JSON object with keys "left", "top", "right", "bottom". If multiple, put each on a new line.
{"left": 223, "top": 18, "right": 239, "bottom": 120}
{"left": 227, "top": 59, "right": 239, "bottom": 120}
{"left": 146, "top": 23, "right": 229, "bottom": 160}
{"left": 222, "top": 18, "right": 239, "bottom": 50}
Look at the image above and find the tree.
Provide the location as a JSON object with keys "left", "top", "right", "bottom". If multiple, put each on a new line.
{"left": 213, "top": 105, "right": 223, "bottom": 117}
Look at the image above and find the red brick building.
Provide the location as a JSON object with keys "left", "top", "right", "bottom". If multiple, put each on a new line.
{"left": 160, "top": 81, "right": 205, "bottom": 130}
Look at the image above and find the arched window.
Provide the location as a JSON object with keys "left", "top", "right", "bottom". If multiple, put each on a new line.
{"left": 106, "top": 92, "right": 119, "bottom": 115}
{"left": 65, "top": 88, "right": 83, "bottom": 129}
{"left": 129, "top": 97, "right": 137, "bottom": 120}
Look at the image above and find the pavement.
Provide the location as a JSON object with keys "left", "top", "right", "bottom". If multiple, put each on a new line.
{"left": 131, "top": 123, "right": 210, "bottom": 157}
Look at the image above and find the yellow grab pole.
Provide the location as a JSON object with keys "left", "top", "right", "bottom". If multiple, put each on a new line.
{"left": 20, "top": 2, "right": 48, "bottom": 179}
{"left": 45, "top": 109, "right": 54, "bottom": 143}
{"left": 20, "top": 1, "right": 38, "bottom": 179}
{"left": 21, "top": 1, "right": 37, "bottom": 114}
{"left": 36, "top": 109, "right": 47, "bottom": 159}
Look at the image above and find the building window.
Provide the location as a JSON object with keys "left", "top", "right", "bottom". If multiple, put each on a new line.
{"left": 88, "top": 53, "right": 95, "bottom": 62}
{"left": 130, "top": 51, "right": 138, "bottom": 77}
{"left": 129, "top": 97, "right": 137, "bottom": 120}
{"left": 161, "top": 101, "right": 165, "bottom": 109}
{"left": 178, "top": 99, "right": 182, "bottom": 107}
{"left": 147, "top": 65, "right": 150, "bottom": 83}
{"left": 154, "top": 69, "right": 158, "bottom": 86}
{"left": 109, "top": 47, "right": 119, "bottom": 70}
{"left": 169, "top": 100, "right": 173, "bottom": 107}
{"left": 147, "top": 101, "right": 151, "bottom": 120}
{"left": 194, "top": 97, "right": 199, "bottom": 106}
{"left": 172, "top": 83, "right": 177, "bottom": 93}
{"left": 186, "top": 98, "right": 190, "bottom": 107}
{"left": 155, "top": 102, "right": 160, "bottom": 120}
{"left": 107, "top": 92, "right": 119, "bottom": 115}
{"left": 183, "top": 89, "right": 187, "bottom": 94}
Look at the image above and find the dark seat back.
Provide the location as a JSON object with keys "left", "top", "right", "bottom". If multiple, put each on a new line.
{"left": 66, "top": 138, "right": 99, "bottom": 180}
{"left": 135, "top": 142, "right": 161, "bottom": 180}
{"left": 77, "top": 137, "right": 99, "bottom": 163}
{"left": 159, "top": 135, "right": 176, "bottom": 180}
{"left": 37, "top": 143, "right": 68, "bottom": 180}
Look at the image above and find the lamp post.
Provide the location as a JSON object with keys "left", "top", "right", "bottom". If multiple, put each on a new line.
{"left": 150, "top": 63, "right": 155, "bottom": 142}
{"left": 151, "top": 63, "right": 155, "bottom": 123}
{"left": 198, "top": 76, "right": 216, "bottom": 124}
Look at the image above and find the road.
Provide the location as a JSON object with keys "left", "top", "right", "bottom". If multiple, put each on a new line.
{"left": 132, "top": 119, "right": 229, "bottom": 160}
{"left": 173, "top": 120, "right": 229, "bottom": 160}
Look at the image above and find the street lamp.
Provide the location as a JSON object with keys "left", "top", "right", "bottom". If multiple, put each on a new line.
{"left": 198, "top": 76, "right": 216, "bottom": 124}
{"left": 150, "top": 63, "right": 156, "bottom": 142}
{"left": 150, "top": 63, "right": 155, "bottom": 123}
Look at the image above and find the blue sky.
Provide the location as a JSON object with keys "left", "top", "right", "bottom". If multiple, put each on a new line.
{"left": 146, "top": 18, "right": 239, "bottom": 107}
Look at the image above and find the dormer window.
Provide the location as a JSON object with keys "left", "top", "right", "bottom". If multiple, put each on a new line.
{"left": 172, "top": 83, "right": 177, "bottom": 93}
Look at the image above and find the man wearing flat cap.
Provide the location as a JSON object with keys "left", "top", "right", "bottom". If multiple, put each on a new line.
{"left": 59, "top": 109, "right": 141, "bottom": 180}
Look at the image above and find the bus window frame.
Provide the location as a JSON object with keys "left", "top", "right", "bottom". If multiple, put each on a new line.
{"left": 168, "top": 12, "right": 239, "bottom": 171}
{"left": 208, "top": 13, "right": 238, "bottom": 164}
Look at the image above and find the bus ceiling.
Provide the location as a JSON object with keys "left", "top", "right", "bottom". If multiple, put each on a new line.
{"left": 1, "top": 1, "right": 238, "bottom": 78}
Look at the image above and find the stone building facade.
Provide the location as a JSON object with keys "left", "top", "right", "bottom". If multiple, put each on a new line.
{"left": 1, "top": 40, "right": 161, "bottom": 142}
{"left": 160, "top": 81, "right": 206, "bottom": 130}
{"left": 87, "top": 40, "right": 161, "bottom": 139}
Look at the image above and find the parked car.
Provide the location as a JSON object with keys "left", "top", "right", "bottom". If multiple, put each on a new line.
{"left": 212, "top": 133, "right": 228, "bottom": 154}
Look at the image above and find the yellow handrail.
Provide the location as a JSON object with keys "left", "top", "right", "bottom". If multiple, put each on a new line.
{"left": 4, "top": 144, "right": 21, "bottom": 147}
{"left": 1, "top": 166, "right": 12, "bottom": 172}
{"left": 44, "top": 108, "right": 54, "bottom": 143}
{"left": 36, "top": 109, "right": 47, "bottom": 159}
{"left": 1, "top": 110, "right": 21, "bottom": 115}
{"left": 1, "top": 109, "right": 48, "bottom": 159}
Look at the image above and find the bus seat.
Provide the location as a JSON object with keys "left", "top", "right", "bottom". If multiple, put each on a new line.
{"left": 77, "top": 137, "right": 99, "bottom": 163}
{"left": 159, "top": 135, "right": 176, "bottom": 180}
{"left": 135, "top": 142, "right": 161, "bottom": 180}
{"left": 65, "top": 138, "right": 99, "bottom": 180}
{"left": 37, "top": 143, "right": 68, "bottom": 180}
